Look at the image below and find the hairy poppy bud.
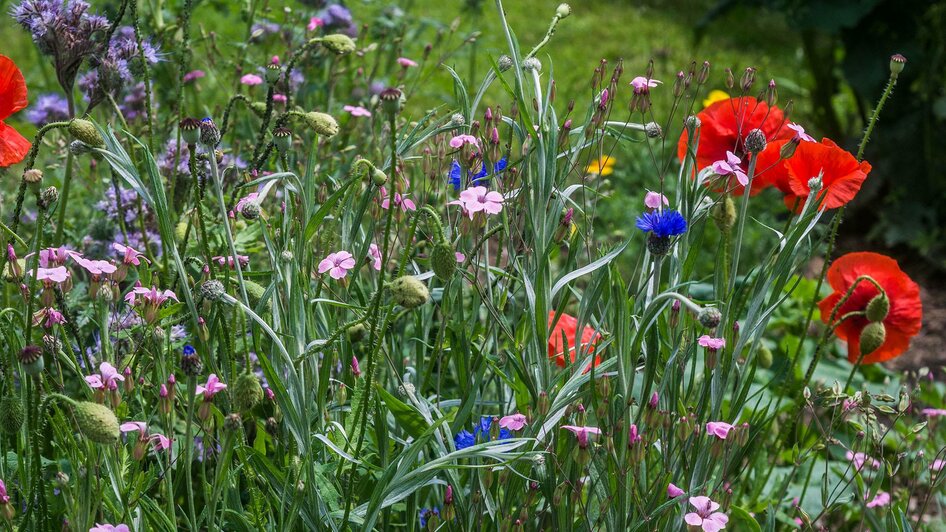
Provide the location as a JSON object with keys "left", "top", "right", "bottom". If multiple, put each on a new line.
{"left": 371, "top": 168, "right": 387, "bottom": 186}
{"left": 698, "top": 307, "right": 722, "bottom": 329}
{"left": 347, "top": 323, "right": 367, "bottom": 343}
{"left": 321, "top": 34, "right": 356, "bottom": 55}
{"left": 431, "top": 241, "right": 457, "bottom": 281}
{"left": 889, "top": 54, "right": 906, "bottom": 80}
{"left": 0, "top": 396, "right": 24, "bottom": 435}
{"left": 74, "top": 401, "right": 120, "bottom": 444}
{"left": 233, "top": 373, "right": 264, "bottom": 412}
{"left": 744, "top": 128, "right": 766, "bottom": 154}
{"left": 859, "top": 322, "right": 886, "bottom": 356}
{"left": 712, "top": 196, "right": 737, "bottom": 232}
{"left": 68, "top": 118, "right": 103, "bottom": 147}
{"left": 389, "top": 276, "right": 429, "bottom": 309}
{"left": 866, "top": 293, "right": 890, "bottom": 323}
{"left": 303, "top": 112, "right": 339, "bottom": 137}
{"left": 757, "top": 344, "right": 773, "bottom": 368}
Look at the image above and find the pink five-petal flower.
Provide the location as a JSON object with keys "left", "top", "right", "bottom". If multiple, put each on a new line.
{"left": 99, "top": 362, "right": 125, "bottom": 391}
{"left": 343, "top": 105, "right": 372, "bottom": 117}
{"left": 74, "top": 256, "right": 117, "bottom": 276}
{"left": 499, "top": 413, "right": 527, "bottom": 431}
{"left": 787, "top": 122, "right": 815, "bottom": 142}
{"left": 196, "top": 374, "right": 228, "bottom": 399}
{"left": 561, "top": 425, "right": 600, "bottom": 448}
{"left": 318, "top": 251, "right": 356, "bottom": 280}
{"left": 151, "top": 433, "right": 172, "bottom": 451}
{"left": 685, "top": 496, "right": 729, "bottom": 532}
{"left": 34, "top": 266, "right": 70, "bottom": 284}
{"left": 705, "top": 421, "right": 735, "bottom": 440}
{"left": 112, "top": 243, "right": 149, "bottom": 266}
{"left": 452, "top": 186, "right": 504, "bottom": 219}
{"left": 667, "top": 483, "right": 685, "bottom": 498}
{"left": 866, "top": 491, "right": 891, "bottom": 508}
{"left": 90, "top": 525, "right": 130, "bottom": 532}
{"left": 307, "top": 16, "right": 324, "bottom": 31}
{"left": 397, "top": 57, "right": 418, "bottom": 68}
{"left": 120, "top": 421, "right": 148, "bottom": 434}
{"left": 846, "top": 451, "right": 880, "bottom": 471}
{"left": 368, "top": 243, "right": 382, "bottom": 271}
{"left": 932, "top": 459, "right": 945, "bottom": 472}
{"left": 922, "top": 408, "right": 946, "bottom": 417}
{"left": 644, "top": 190, "right": 669, "bottom": 210}
{"left": 630, "top": 76, "right": 662, "bottom": 94}
{"left": 240, "top": 74, "right": 263, "bottom": 86}
{"left": 182, "top": 70, "right": 205, "bottom": 83}
{"left": 85, "top": 374, "right": 104, "bottom": 389}
{"left": 711, "top": 151, "right": 748, "bottom": 187}
{"left": 698, "top": 335, "right": 726, "bottom": 350}
{"left": 448, "top": 134, "right": 479, "bottom": 149}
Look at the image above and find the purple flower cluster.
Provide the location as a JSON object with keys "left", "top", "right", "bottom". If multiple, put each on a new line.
{"left": 320, "top": 3, "right": 357, "bottom": 36}
{"left": 26, "top": 93, "right": 70, "bottom": 126}
{"left": 156, "top": 140, "right": 247, "bottom": 180}
{"left": 10, "top": 0, "right": 110, "bottom": 90}
{"left": 78, "top": 26, "right": 161, "bottom": 108}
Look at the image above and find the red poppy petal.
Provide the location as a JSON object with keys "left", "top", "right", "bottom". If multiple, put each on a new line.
{"left": 0, "top": 121, "right": 31, "bottom": 167}
{"left": 0, "top": 55, "right": 28, "bottom": 119}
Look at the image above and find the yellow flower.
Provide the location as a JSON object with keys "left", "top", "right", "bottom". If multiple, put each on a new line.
{"left": 702, "top": 90, "right": 730, "bottom": 109}
{"left": 586, "top": 156, "right": 616, "bottom": 176}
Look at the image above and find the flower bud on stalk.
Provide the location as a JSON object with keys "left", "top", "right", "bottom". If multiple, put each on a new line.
{"left": 859, "top": 322, "right": 886, "bottom": 357}
{"left": 889, "top": 54, "right": 907, "bottom": 80}
{"left": 68, "top": 118, "right": 103, "bottom": 147}
{"left": 740, "top": 67, "right": 756, "bottom": 93}
{"left": 379, "top": 88, "right": 403, "bottom": 118}
{"left": 389, "top": 276, "right": 429, "bottom": 309}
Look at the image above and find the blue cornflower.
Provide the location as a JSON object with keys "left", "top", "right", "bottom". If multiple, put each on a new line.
{"left": 473, "top": 416, "right": 492, "bottom": 439}
{"left": 418, "top": 507, "right": 440, "bottom": 528}
{"left": 183, "top": 344, "right": 196, "bottom": 356}
{"left": 635, "top": 209, "right": 687, "bottom": 238}
{"left": 498, "top": 428, "right": 511, "bottom": 440}
{"left": 454, "top": 430, "right": 475, "bottom": 450}
{"left": 448, "top": 157, "right": 508, "bottom": 191}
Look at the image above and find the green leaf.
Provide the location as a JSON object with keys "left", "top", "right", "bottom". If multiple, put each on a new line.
{"left": 728, "top": 505, "right": 762, "bottom": 532}
{"left": 376, "top": 385, "right": 429, "bottom": 439}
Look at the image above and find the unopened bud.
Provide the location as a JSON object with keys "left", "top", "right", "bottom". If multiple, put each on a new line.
{"left": 744, "top": 128, "right": 766, "bottom": 154}
{"left": 859, "top": 322, "right": 886, "bottom": 357}
{"left": 866, "top": 293, "right": 889, "bottom": 323}
{"left": 321, "top": 34, "right": 356, "bottom": 55}
{"left": 68, "top": 118, "right": 104, "bottom": 147}
{"left": 889, "top": 54, "right": 907, "bottom": 80}
{"left": 556, "top": 3, "right": 571, "bottom": 18}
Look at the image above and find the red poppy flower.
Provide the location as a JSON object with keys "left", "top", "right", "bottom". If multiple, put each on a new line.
{"left": 547, "top": 311, "right": 600, "bottom": 368}
{"left": 818, "top": 252, "right": 922, "bottom": 364}
{"left": 677, "top": 96, "right": 793, "bottom": 195}
{"left": 757, "top": 139, "right": 871, "bottom": 212}
{"left": 0, "top": 55, "right": 30, "bottom": 167}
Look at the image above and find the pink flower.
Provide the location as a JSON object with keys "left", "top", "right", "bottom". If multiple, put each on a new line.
{"left": 343, "top": 105, "right": 372, "bottom": 117}
{"left": 35, "top": 307, "right": 66, "bottom": 328}
{"left": 196, "top": 374, "right": 227, "bottom": 400}
{"left": 644, "top": 190, "right": 669, "bottom": 210}
{"left": 397, "top": 57, "right": 418, "bottom": 68}
{"left": 846, "top": 451, "right": 880, "bottom": 471}
{"left": 866, "top": 491, "right": 890, "bottom": 508}
{"left": 90, "top": 525, "right": 130, "bottom": 532}
{"left": 499, "top": 413, "right": 527, "bottom": 431}
{"left": 33, "top": 266, "right": 70, "bottom": 284}
{"left": 307, "top": 16, "right": 324, "bottom": 31}
{"left": 183, "top": 70, "right": 205, "bottom": 83}
{"left": 787, "top": 123, "right": 815, "bottom": 142}
{"left": 684, "top": 496, "right": 729, "bottom": 532}
{"left": 34, "top": 246, "right": 81, "bottom": 267}
{"left": 922, "top": 408, "right": 946, "bottom": 417}
{"left": 241, "top": 74, "right": 264, "bottom": 86}
{"left": 561, "top": 425, "right": 600, "bottom": 448}
{"left": 235, "top": 192, "right": 260, "bottom": 214}
{"left": 667, "top": 483, "right": 685, "bottom": 498}
{"left": 448, "top": 134, "right": 479, "bottom": 149}
{"left": 628, "top": 424, "right": 642, "bottom": 445}
{"left": 368, "top": 243, "right": 382, "bottom": 271}
{"left": 698, "top": 335, "right": 726, "bottom": 350}
{"left": 932, "top": 459, "right": 944, "bottom": 472}
{"left": 379, "top": 188, "right": 417, "bottom": 212}
{"left": 705, "top": 421, "right": 734, "bottom": 440}
{"left": 449, "top": 186, "right": 504, "bottom": 219}
{"left": 351, "top": 356, "right": 361, "bottom": 377}
{"left": 318, "top": 251, "right": 356, "bottom": 279}
{"left": 213, "top": 255, "right": 250, "bottom": 269}
{"left": 151, "top": 433, "right": 172, "bottom": 451}
{"left": 112, "top": 243, "right": 149, "bottom": 266}
{"left": 455, "top": 252, "right": 466, "bottom": 262}
{"left": 273, "top": 94, "right": 287, "bottom": 103}
{"left": 85, "top": 362, "right": 125, "bottom": 391}
{"left": 124, "top": 286, "right": 179, "bottom": 306}
{"left": 0, "top": 479, "right": 9, "bottom": 504}
{"left": 74, "top": 257, "right": 117, "bottom": 277}
{"left": 120, "top": 421, "right": 148, "bottom": 434}
{"left": 711, "top": 151, "right": 748, "bottom": 187}
{"left": 630, "top": 76, "right": 661, "bottom": 94}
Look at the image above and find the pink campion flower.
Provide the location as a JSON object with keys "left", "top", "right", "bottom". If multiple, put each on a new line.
{"left": 196, "top": 374, "right": 227, "bottom": 400}
{"left": 448, "top": 134, "right": 479, "bottom": 149}
{"left": 684, "top": 496, "right": 729, "bottom": 532}
{"left": 213, "top": 255, "right": 250, "bottom": 269}
{"left": 112, "top": 243, "right": 149, "bottom": 266}
{"left": 667, "top": 483, "right": 685, "bottom": 498}
{"left": 698, "top": 335, "right": 726, "bottom": 351}
{"left": 35, "top": 246, "right": 81, "bottom": 267}
{"left": 630, "top": 76, "right": 661, "bottom": 94}
{"left": 397, "top": 57, "right": 418, "bottom": 68}
{"left": 124, "top": 286, "right": 179, "bottom": 307}
{"left": 379, "top": 187, "right": 417, "bottom": 212}
{"left": 644, "top": 190, "right": 669, "bottom": 210}
{"left": 368, "top": 243, "right": 382, "bottom": 271}
{"left": 265, "top": 387, "right": 275, "bottom": 401}
{"left": 351, "top": 356, "right": 361, "bottom": 377}
{"left": 120, "top": 421, "right": 148, "bottom": 434}
{"left": 846, "top": 451, "right": 880, "bottom": 471}
{"left": 455, "top": 252, "right": 466, "bottom": 262}
{"left": 307, "top": 16, "right": 324, "bottom": 31}
{"left": 183, "top": 70, "right": 205, "bottom": 83}
{"left": 273, "top": 93, "right": 287, "bottom": 103}
{"left": 34, "top": 307, "right": 66, "bottom": 329}
{"left": 705, "top": 421, "right": 735, "bottom": 440}
{"left": 318, "top": 251, "right": 356, "bottom": 280}
{"left": 866, "top": 491, "right": 891, "bottom": 508}
{"left": 932, "top": 459, "right": 944, "bottom": 472}
{"left": 628, "top": 424, "right": 642, "bottom": 445}
{"left": 74, "top": 257, "right": 117, "bottom": 277}
{"left": 449, "top": 186, "right": 504, "bottom": 219}
{"left": 343, "top": 105, "right": 372, "bottom": 117}
{"left": 33, "top": 266, "right": 70, "bottom": 285}
{"left": 711, "top": 151, "right": 749, "bottom": 187}
{"left": 240, "top": 74, "right": 264, "bottom": 86}
{"left": 90, "top": 525, "right": 130, "bottom": 532}
{"left": 0, "top": 479, "right": 9, "bottom": 504}
{"left": 85, "top": 362, "right": 126, "bottom": 391}
{"left": 561, "top": 425, "right": 601, "bottom": 449}
{"left": 787, "top": 123, "right": 815, "bottom": 142}
{"left": 922, "top": 408, "right": 946, "bottom": 417}
{"left": 499, "top": 413, "right": 527, "bottom": 431}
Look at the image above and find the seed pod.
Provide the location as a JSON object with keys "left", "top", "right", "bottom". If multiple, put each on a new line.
{"left": 74, "top": 401, "right": 120, "bottom": 444}
{"left": 859, "top": 322, "right": 886, "bottom": 356}
{"left": 303, "top": 112, "right": 339, "bottom": 137}
{"left": 431, "top": 241, "right": 457, "bottom": 281}
{"left": 180, "top": 117, "right": 201, "bottom": 145}
{"left": 273, "top": 127, "right": 292, "bottom": 153}
{"left": 18, "top": 345, "right": 44, "bottom": 376}
{"left": 321, "top": 34, "right": 356, "bottom": 55}
{"left": 379, "top": 88, "right": 403, "bottom": 117}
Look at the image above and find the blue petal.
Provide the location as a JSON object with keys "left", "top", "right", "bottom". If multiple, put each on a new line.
{"left": 494, "top": 157, "right": 508, "bottom": 173}
{"left": 448, "top": 161, "right": 462, "bottom": 191}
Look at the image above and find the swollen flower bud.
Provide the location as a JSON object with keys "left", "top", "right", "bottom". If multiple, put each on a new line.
{"left": 389, "top": 276, "right": 429, "bottom": 309}
{"left": 866, "top": 293, "right": 890, "bottom": 323}
{"left": 780, "top": 137, "right": 800, "bottom": 160}
{"left": 38, "top": 186, "right": 59, "bottom": 210}
{"left": 0, "top": 396, "right": 24, "bottom": 435}
{"left": 765, "top": 79, "right": 778, "bottom": 106}
{"left": 68, "top": 118, "right": 103, "bottom": 147}
{"left": 321, "top": 34, "right": 356, "bottom": 55}
{"left": 698, "top": 307, "right": 722, "bottom": 329}
{"left": 889, "top": 54, "right": 907, "bottom": 80}
{"left": 199, "top": 117, "right": 221, "bottom": 147}
{"left": 431, "top": 241, "right": 457, "bottom": 281}
{"left": 498, "top": 55, "right": 514, "bottom": 72}
{"left": 556, "top": 3, "right": 571, "bottom": 18}
{"left": 303, "top": 112, "right": 339, "bottom": 137}
{"left": 74, "top": 401, "right": 120, "bottom": 444}
{"left": 522, "top": 57, "right": 542, "bottom": 73}
{"left": 859, "top": 322, "right": 886, "bottom": 357}
{"left": 712, "top": 196, "right": 737, "bottom": 232}
{"left": 744, "top": 128, "right": 766, "bottom": 154}
{"left": 233, "top": 373, "right": 264, "bottom": 412}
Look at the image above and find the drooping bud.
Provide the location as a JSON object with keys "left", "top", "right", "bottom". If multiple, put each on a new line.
{"left": 389, "top": 276, "right": 429, "bottom": 309}
{"left": 865, "top": 293, "right": 890, "bottom": 323}
{"left": 431, "top": 241, "right": 457, "bottom": 281}
{"left": 859, "top": 322, "right": 886, "bottom": 357}
{"left": 68, "top": 119, "right": 104, "bottom": 147}
{"left": 712, "top": 196, "right": 737, "bottom": 232}
{"left": 744, "top": 128, "right": 766, "bottom": 154}
{"left": 698, "top": 307, "right": 722, "bottom": 329}
{"left": 321, "top": 34, "right": 356, "bottom": 55}
{"left": 73, "top": 401, "right": 120, "bottom": 444}
{"left": 889, "top": 54, "right": 907, "bottom": 80}
{"left": 303, "top": 112, "right": 339, "bottom": 137}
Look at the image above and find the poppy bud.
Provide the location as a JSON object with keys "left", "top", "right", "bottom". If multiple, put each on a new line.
{"left": 347, "top": 323, "right": 367, "bottom": 343}
{"left": 73, "top": 401, "right": 120, "bottom": 444}
{"left": 758, "top": 344, "right": 774, "bottom": 368}
{"left": 866, "top": 293, "right": 889, "bottom": 323}
{"left": 889, "top": 54, "right": 906, "bottom": 80}
{"left": 320, "top": 34, "right": 356, "bottom": 55}
{"left": 712, "top": 196, "right": 737, "bottom": 232}
{"left": 68, "top": 119, "right": 103, "bottom": 147}
{"left": 303, "top": 112, "right": 339, "bottom": 137}
{"left": 389, "top": 276, "right": 429, "bottom": 309}
{"left": 859, "top": 322, "right": 886, "bottom": 357}
{"left": 0, "top": 396, "right": 23, "bottom": 435}
{"left": 431, "top": 241, "right": 457, "bottom": 280}
{"left": 273, "top": 127, "right": 292, "bottom": 153}
{"left": 233, "top": 373, "right": 264, "bottom": 412}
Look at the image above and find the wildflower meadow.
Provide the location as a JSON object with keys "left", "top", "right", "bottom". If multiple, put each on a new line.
{"left": 0, "top": 0, "right": 944, "bottom": 530}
